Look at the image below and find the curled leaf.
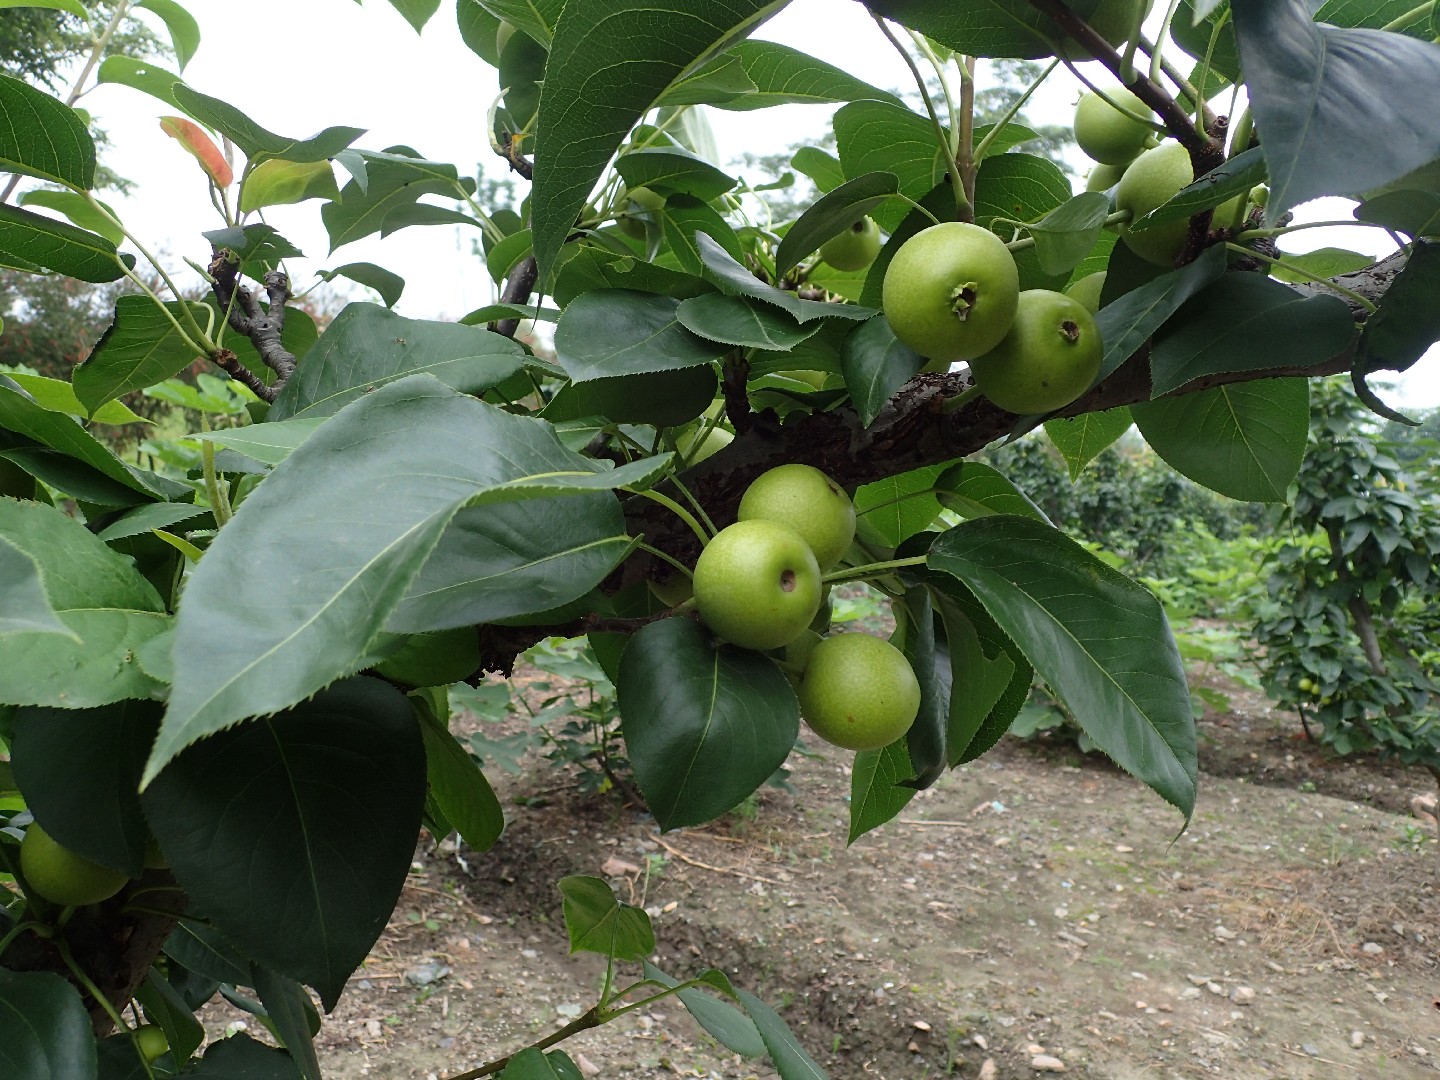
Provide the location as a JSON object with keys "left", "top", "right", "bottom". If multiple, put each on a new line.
{"left": 159, "top": 116, "right": 233, "bottom": 188}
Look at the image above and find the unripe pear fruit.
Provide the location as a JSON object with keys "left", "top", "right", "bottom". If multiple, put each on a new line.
{"left": 1075, "top": 88, "right": 1155, "bottom": 166}
{"left": 968, "top": 290, "right": 1102, "bottom": 415}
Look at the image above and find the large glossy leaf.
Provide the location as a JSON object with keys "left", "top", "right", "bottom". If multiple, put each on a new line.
{"left": 554, "top": 289, "right": 732, "bottom": 382}
{"left": 0, "top": 970, "right": 96, "bottom": 1080}
{"left": 833, "top": 99, "right": 947, "bottom": 234}
{"left": 972, "top": 152, "right": 1073, "bottom": 292}
{"left": 0, "top": 204, "right": 130, "bottom": 282}
{"left": 1093, "top": 244, "right": 1227, "bottom": 381}
{"left": 932, "top": 460, "right": 1048, "bottom": 523}
{"left": 558, "top": 876, "right": 655, "bottom": 960}
{"left": 72, "top": 296, "right": 210, "bottom": 413}
{"left": 416, "top": 698, "right": 504, "bottom": 852}
{"left": 1233, "top": 1, "right": 1440, "bottom": 222}
{"left": 0, "top": 72, "right": 95, "bottom": 189}
{"left": 530, "top": 0, "right": 789, "bottom": 283}
{"left": 95, "top": 56, "right": 186, "bottom": 112}
{"left": 1129, "top": 146, "right": 1267, "bottom": 232}
{"left": 928, "top": 517, "right": 1196, "bottom": 817}
{"left": 0, "top": 500, "right": 168, "bottom": 708}
{"left": 269, "top": 303, "right": 523, "bottom": 420}
{"left": 389, "top": 494, "right": 631, "bottom": 631}
{"left": 840, "top": 314, "right": 924, "bottom": 427}
{"left": 1148, "top": 275, "right": 1357, "bottom": 395}
{"left": 1043, "top": 408, "right": 1134, "bottom": 480}
{"left": 152, "top": 377, "right": 661, "bottom": 781}
{"left": 718, "top": 39, "right": 901, "bottom": 111}
{"left": 735, "top": 989, "right": 830, "bottom": 1080}
{"left": 853, "top": 461, "right": 952, "bottom": 547}
{"left": 172, "top": 85, "right": 364, "bottom": 165}
{"left": 617, "top": 618, "right": 798, "bottom": 831}
{"left": 182, "top": 1034, "right": 302, "bottom": 1078}
{"left": 0, "top": 538, "right": 71, "bottom": 639}
{"left": 1133, "top": 379, "right": 1310, "bottom": 503}
{"left": 142, "top": 678, "right": 425, "bottom": 1011}
{"left": 614, "top": 147, "right": 737, "bottom": 202}
{"left": 11, "top": 701, "right": 160, "bottom": 876}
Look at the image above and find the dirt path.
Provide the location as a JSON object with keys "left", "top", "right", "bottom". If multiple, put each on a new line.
{"left": 216, "top": 697, "right": 1440, "bottom": 1080}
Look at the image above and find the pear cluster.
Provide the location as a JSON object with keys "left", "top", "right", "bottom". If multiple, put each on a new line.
{"left": 685, "top": 465, "right": 922, "bottom": 752}
{"left": 882, "top": 222, "right": 1103, "bottom": 416}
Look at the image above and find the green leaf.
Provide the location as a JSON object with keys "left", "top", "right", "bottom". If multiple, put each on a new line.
{"left": 72, "top": 296, "right": 210, "bottom": 413}
{"left": 657, "top": 195, "right": 745, "bottom": 276}
{"left": 654, "top": 53, "right": 757, "bottom": 108}
{"left": 95, "top": 502, "right": 205, "bottom": 543}
{"left": 863, "top": 0, "right": 1070, "bottom": 59}
{"left": 202, "top": 223, "right": 302, "bottom": 279}
{"left": 840, "top": 313, "right": 924, "bottom": 427}
{"left": 553, "top": 246, "right": 714, "bottom": 306}
{"left": 1044, "top": 408, "right": 1134, "bottom": 480}
{"left": 164, "top": 922, "right": 252, "bottom": 986}
{"left": 1026, "top": 191, "right": 1111, "bottom": 277}
{"left": 848, "top": 739, "right": 916, "bottom": 844}
{"left": 0, "top": 499, "right": 169, "bottom": 708}
{"left": 320, "top": 150, "right": 462, "bottom": 252}
{"left": 0, "top": 203, "right": 130, "bottom": 282}
{"left": 3, "top": 371, "right": 145, "bottom": 425}
{"left": 933, "top": 460, "right": 1049, "bottom": 523}
{"left": 1267, "top": 247, "right": 1376, "bottom": 283}
{"left": 151, "top": 377, "right": 655, "bottom": 779}
{"left": 774, "top": 171, "right": 897, "bottom": 280}
{"left": 896, "top": 588, "right": 946, "bottom": 789}
{"left": 0, "top": 537, "right": 73, "bottom": 639}
{"left": 1355, "top": 189, "right": 1440, "bottom": 238}
{"left": 790, "top": 147, "right": 843, "bottom": 193}
{"left": 617, "top": 618, "right": 799, "bottom": 831}
{"left": 1133, "top": 379, "right": 1310, "bottom": 502}
{"left": 171, "top": 84, "right": 364, "bottom": 165}
{"left": 676, "top": 294, "right": 820, "bottom": 351}
{"left": 557, "top": 875, "right": 655, "bottom": 961}
{"left": 717, "top": 39, "right": 903, "bottom": 111}
{"left": 735, "top": 989, "right": 830, "bottom": 1079}
{"left": 1149, "top": 275, "right": 1358, "bottom": 395}
{"left": 554, "top": 289, "right": 731, "bottom": 382}
{"left": 696, "top": 232, "right": 874, "bottom": 324}
{"left": 642, "top": 962, "right": 765, "bottom": 1057}
{"left": 138, "top": 0, "right": 202, "bottom": 70}
{"left": 0, "top": 72, "right": 95, "bottom": 189}
{"left": 133, "top": 966, "right": 205, "bottom": 1065}
{"left": 238, "top": 158, "right": 339, "bottom": 213}
{"left": 933, "top": 594, "right": 1023, "bottom": 764}
{"left": 182, "top": 1033, "right": 302, "bottom": 1078}
{"left": 96, "top": 55, "right": 185, "bottom": 111}
{"left": 249, "top": 966, "right": 321, "bottom": 1080}
{"left": 11, "top": 701, "right": 160, "bottom": 876}
{"left": 190, "top": 418, "right": 327, "bottom": 467}
{"left": 1129, "top": 146, "right": 1267, "bottom": 232}
{"left": 972, "top": 152, "right": 1074, "bottom": 291}
{"left": 530, "top": 0, "right": 788, "bottom": 283}
{"left": 928, "top": 517, "right": 1196, "bottom": 817}
{"left": 142, "top": 678, "right": 426, "bottom": 1011}
{"left": 1233, "top": 3, "right": 1440, "bottom": 223}
{"left": 416, "top": 698, "right": 504, "bottom": 851}
{"left": 1357, "top": 239, "right": 1440, "bottom": 375}
{"left": 17, "top": 188, "right": 123, "bottom": 245}
{"left": 0, "top": 0, "right": 86, "bottom": 13}
{"left": 833, "top": 99, "right": 948, "bottom": 234}
{"left": 853, "top": 461, "right": 951, "bottom": 547}
{"left": 468, "top": 0, "right": 566, "bottom": 45}
{"left": 615, "top": 147, "right": 737, "bottom": 202}
{"left": 270, "top": 303, "right": 523, "bottom": 420}
{"left": 485, "top": 228, "right": 532, "bottom": 285}
{"left": 1094, "top": 244, "right": 1227, "bottom": 381}
{"left": 0, "top": 969, "right": 96, "bottom": 1079}
{"left": 385, "top": 0, "right": 441, "bottom": 32}
{"left": 497, "top": 1049, "right": 585, "bottom": 1080}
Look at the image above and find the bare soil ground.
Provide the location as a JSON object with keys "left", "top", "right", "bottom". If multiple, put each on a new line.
{"left": 207, "top": 680, "right": 1440, "bottom": 1079}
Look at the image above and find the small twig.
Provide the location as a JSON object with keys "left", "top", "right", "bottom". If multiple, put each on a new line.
{"left": 651, "top": 835, "right": 783, "bottom": 886}
{"left": 211, "top": 349, "right": 276, "bottom": 402}
{"left": 502, "top": 134, "right": 534, "bottom": 181}
{"left": 1279, "top": 1046, "right": 1355, "bottom": 1070}
{"left": 209, "top": 250, "right": 298, "bottom": 386}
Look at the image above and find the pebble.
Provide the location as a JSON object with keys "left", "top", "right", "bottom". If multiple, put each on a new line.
{"left": 1351, "top": 1031, "right": 1365, "bottom": 1049}
{"left": 1032, "top": 1054, "right": 1067, "bottom": 1072}
{"left": 1187, "top": 974, "right": 1212, "bottom": 986}
{"left": 405, "top": 962, "right": 450, "bottom": 987}
{"left": 575, "top": 1053, "right": 601, "bottom": 1077}
{"left": 1206, "top": 982, "right": 1224, "bottom": 996}
{"left": 1361, "top": 941, "right": 1384, "bottom": 955}
{"left": 973, "top": 1035, "right": 989, "bottom": 1050}
{"left": 913, "top": 1020, "right": 932, "bottom": 1032}
{"left": 978, "top": 1061, "right": 997, "bottom": 1080}
{"left": 1180, "top": 987, "right": 1202, "bottom": 1000}
{"left": 1229, "top": 986, "right": 1256, "bottom": 1005}
{"left": 1302, "top": 1044, "right": 1322, "bottom": 1057}
{"left": 1213, "top": 925, "right": 1238, "bottom": 941}
{"left": 1026, "top": 1043, "right": 1046, "bottom": 1055}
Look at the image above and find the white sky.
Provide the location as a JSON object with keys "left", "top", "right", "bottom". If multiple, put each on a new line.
{"left": 67, "top": 0, "right": 1440, "bottom": 408}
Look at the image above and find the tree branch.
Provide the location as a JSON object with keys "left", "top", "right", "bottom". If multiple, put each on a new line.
{"left": 490, "top": 255, "right": 539, "bottom": 339}
{"left": 209, "top": 250, "right": 298, "bottom": 390}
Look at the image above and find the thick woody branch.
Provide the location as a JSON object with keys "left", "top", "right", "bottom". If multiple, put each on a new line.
{"left": 491, "top": 255, "right": 539, "bottom": 338}
{"left": 209, "top": 250, "right": 299, "bottom": 388}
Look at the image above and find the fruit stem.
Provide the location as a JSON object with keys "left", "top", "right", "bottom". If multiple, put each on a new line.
{"left": 941, "top": 385, "right": 983, "bottom": 414}
{"left": 635, "top": 541, "right": 694, "bottom": 581}
{"left": 1151, "top": 0, "right": 1185, "bottom": 87}
{"left": 55, "top": 936, "right": 148, "bottom": 1065}
{"left": 823, "top": 554, "right": 929, "bottom": 585}
{"left": 1222, "top": 243, "right": 1379, "bottom": 314}
{"left": 666, "top": 475, "right": 719, "bottom": 537}
{"left": 628, "top": 489, "right": 713, "bottom": 546}
{"left": 0, "top": 919, "right": 51, "bottom": 959}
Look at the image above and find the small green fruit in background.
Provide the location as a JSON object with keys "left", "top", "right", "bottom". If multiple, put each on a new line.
{"left": 738, "top": 463, "right": 856, "bottom": 571}
{"left": 968, "top": 290, "right": 1102, "bottom": 415}
{"left": 818, "top": 216, "right": 881, "bottom": 271}
{"left": 798, "top": 634, "right": 921, "bottom": 751}
{"left": 1075, "top": 88, "right": 1155, "bottom": 166}
{"left": 1114, "top": 142, "right": 1246, "bottom": 265}
{"left": 617, "top": 186, "right": 665, "bottom": 240}
{"left": 134, "top": 1025, "right": 170, "bottom": 1064}
{"left": 1063, "top": 271, "right": 1107, "bottom": 315}
{"left": 677, "top": 422, "right": 733, "bottom": 465}
{"left": 648, "top": 572, "right": 693, "bottom": 608}
{"left": 882, "top": 222, "right": 1020, "bottom": 363}
{"left": 374, "top": 626, "right": 481, "bottom": 687}
{"left": 20, "top": 823, "right": 129, "bottom": 907}
{"left": 693, "top": 520, "right": 822, "bottom": 651}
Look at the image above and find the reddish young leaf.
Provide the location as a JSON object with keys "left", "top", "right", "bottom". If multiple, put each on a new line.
{"left": 159, "top": 116, "right": 233, "bottom": 188}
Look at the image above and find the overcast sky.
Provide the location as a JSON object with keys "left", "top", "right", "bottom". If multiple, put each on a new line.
{"left": 74, "top": 0, "right": 1438, "bottom": 408}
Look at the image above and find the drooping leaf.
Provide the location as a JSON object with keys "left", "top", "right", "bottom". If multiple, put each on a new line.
{"left": 896, "top": 588, "right": 946, "bottom": 789}
{"left": 159, "top": 115, "right": 233, "bottom": 187}
{"left": 249, "top": 966, "right": 322, "bottom": 1080}
{"left": 790, "top": 147, "right": 844, "bottom": 193}
{"left": 554, "top": 289, "right": 732, "bottom": 382}
{"left": 1026, "top": 191, "right": 1112, "bottom": 277}
{"left": 642, "top": 962, "right": 765, "bottom": 1058}
{"left": 696, "top": 232, "right": 873, "bottom": 324}
{"left": 142, "top": 678, "right": 426, "bottom": 1011}
{"left": 72, "top": 296, "right": 210, "bottom": 413}
{"left": 1044, "top": 407, "right": 1134, "bottom": 480}
{"left": 840, "top": 314, "right": 925, "bottom": 427}
{"left": 415, "top": 697, "right": 504, "bottom": 852}
{"left": 269, "top": 303, "right": 523, "bottom": 420}
{"left": 1357, "top": 239, "right": 1440, "bottom": 374}
{"left": 735, "top": 989, "right": 830, "bottom": 1079}
{"left": 1232, "top": 2, "right": 1440, "bottom": 222}
{"left": 1133, "top": 379, "right": 1311, "bottom": 503}
{"left": 11, "top": 701, "right": 160, "bottom": 876}
{"left": 557, "top": 876, "right": 655, "bottom": 961}
{"left": 133, "top": 966, "right": 205, "bottom": 1066}
{"left": 138, "top": 0, "right": 201, "bottom": 69}
{"left": 617, "top": 617, "right": 798, "bottom": 831}
{"left": 932, "top": 594, "right": 1023, "bottom": 764}
{"left": 385, "top": 0, "right": 442, "bottom": 32}
{"left": 0, "top": 72, "right": 95, "bottom": 189}
{"left": 972, "top": 152, "right": 1074, "bottom": 292}
{"left": 1094, "top": 243, "right": 1227, "bottom": 381}
{"left": 239, "top": 158, "right": 339, "bottom": 213}
{"left": 0, "top": 970, "right": 96, "bottom": 1080}
{"left": 0, "top": 203, "right": 131, "bottom": 282}
{"left": 1148, "top": 274, "right": 1357, "bottom": 395}
{"left": 530, "top": 0, "right": 789, "bottom": 283}
{"left": 774, "top": 171, "right": 898, "bottom": 279}
{"left": 1129, "top": 146, "right": 1267, "bottom": 232}
{"left": 172, "top": 84, "right": 364, "bottom": 165}
{"left": 152, "top": 377, "right": 660, "bottom": 780}
{"left": 17, "top": 188, "right": 123, "bottom": 245}
{"left": 929, "top": 517, "right": 1196, "bottom": 817}
{"left": 847, "top": 740, "right": 916, "bottom": 844}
